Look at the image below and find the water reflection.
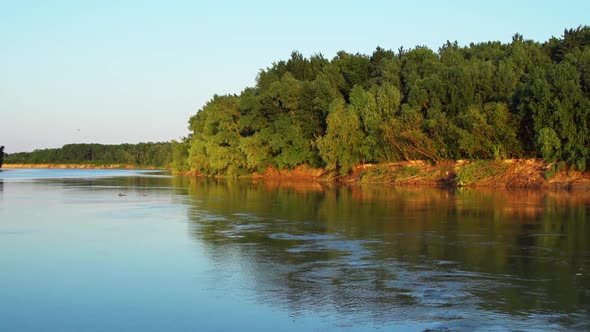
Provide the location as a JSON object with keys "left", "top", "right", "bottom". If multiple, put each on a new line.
{"left": 180, "top": 178, "right": 590, "bottom": 330}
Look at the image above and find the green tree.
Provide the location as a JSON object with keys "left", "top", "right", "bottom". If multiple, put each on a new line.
{"left": 383, "top": 105, "right": 442, "bottom": 162}
{"left": 187, "top": 95, "right": 247, "bottom": 175}
{"left": 172, "top": 27, "right": 590, "bottom": 175}
{"left": 317, "top": 99, "right": 364, "bottom": 175}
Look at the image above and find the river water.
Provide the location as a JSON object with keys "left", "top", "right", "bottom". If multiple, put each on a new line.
{"left": 0, "top": 169, "right": 588, "bottom": 331}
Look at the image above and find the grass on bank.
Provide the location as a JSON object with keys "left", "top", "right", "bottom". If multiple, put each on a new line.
{"left": 455, "top": 160, "right": 510, "bottom": 186}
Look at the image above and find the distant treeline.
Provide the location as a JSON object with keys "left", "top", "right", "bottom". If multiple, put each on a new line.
{"left": 6, "top": 142, "right": 173, "bottom": 168}
{"left": 173, "top": 26, "right": 590, "bottom": 175}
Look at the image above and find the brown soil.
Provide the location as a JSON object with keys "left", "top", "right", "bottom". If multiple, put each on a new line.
{"left": 252, "top": 159, "right": 590, "bottom": 191}
{"left": 471, "top": 159, "right": 590, "bottom": 190}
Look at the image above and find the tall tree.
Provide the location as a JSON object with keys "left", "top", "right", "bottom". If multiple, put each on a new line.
{"left": 317, "top": 99, "right": 365, "bottom": 175}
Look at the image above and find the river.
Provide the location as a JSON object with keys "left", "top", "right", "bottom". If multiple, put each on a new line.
{"left": 0, "top": 168, "right": 588, "bottom": 331}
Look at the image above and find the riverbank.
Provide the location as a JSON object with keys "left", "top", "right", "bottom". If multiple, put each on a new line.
{"left": 5, "top": 160, "right": 590, "bottom": 191}
{"left": 251, "top": 159, "right": 590, "bottom": 191}
{"left": 2, "top": 163, "right": 164, "bottom": 170}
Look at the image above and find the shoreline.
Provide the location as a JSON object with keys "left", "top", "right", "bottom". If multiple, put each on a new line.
{"left": 4, "top": 159, "right": 590, "bottom": 191}
{"left": 178, "top": 159, "right": 590, "bottom": 191}
{"left": 2, "top": 163, "right": 164, "bottom": 170}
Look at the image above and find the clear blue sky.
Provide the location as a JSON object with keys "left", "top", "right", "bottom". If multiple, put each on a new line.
{"left": 1, "top": 0, "right": 588, "bottom": 153}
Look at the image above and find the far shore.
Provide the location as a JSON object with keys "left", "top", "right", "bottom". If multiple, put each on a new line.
{"left": 3, "top": 163, "right": 164, "bottom": 170}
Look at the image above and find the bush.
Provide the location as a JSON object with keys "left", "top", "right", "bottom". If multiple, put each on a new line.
{"left": 456, "top": 161, "right": 507, "bottom": 186}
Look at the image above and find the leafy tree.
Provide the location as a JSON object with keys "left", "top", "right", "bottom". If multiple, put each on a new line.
{"left": 383, "top": 105, "right": 442, "bottom": 162}
{"left": 401, "top": 47, "right": 440, "bottom": 99}
{"left": 7, "top": 142, "right": 173, "bottom": 168}
{"left": 455, "top": 103, "right": 521, "bottom": 159}
{"left": 317, "top": 99, "right": 364, "bottom": 175}
{"left": 537, "top": 127, "right": 561, "bottom": 161}
{"left": 187, "top": 95, "right": 247, "bottom": 175}
{"left": 518, "top": 63, "right": 589, "bottom": 170}
{"left": 172, "top": 27, "right": 590, "bottom": 175}
{"left": 332, "top": 51, "right": 371, "bottom": 98}
{"left": 547, "top": 25, "right": 590, "bottom": 63}
{"left": 369, "top": 46, "right": 400, "bottom": 87}
{"left": 350, "top": 83, "right": 402, "bottom": 162}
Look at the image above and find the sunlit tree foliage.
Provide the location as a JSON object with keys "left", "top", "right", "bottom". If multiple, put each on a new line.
{"left": 175, "top": 26, "right": 590, "bottom": 175}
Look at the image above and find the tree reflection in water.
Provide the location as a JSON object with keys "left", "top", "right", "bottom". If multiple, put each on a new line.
{"left": 177, "top": 177, "right": 590, "bottom": 330}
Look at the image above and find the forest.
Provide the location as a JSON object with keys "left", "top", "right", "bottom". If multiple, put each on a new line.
{"left": 172, "top": 26, "right": 590, "bottom": 176}
{"left": 5, "top": 142, "right": 173, "bottom": 168}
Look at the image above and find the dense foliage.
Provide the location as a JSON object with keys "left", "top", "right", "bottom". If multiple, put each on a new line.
{"left": 6, "top": 142, "right": 173, "bottom": 168}
{"left": 180, "top": 26, "right": 588, "bottom": 175}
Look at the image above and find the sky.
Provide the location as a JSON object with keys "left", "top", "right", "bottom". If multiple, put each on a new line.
{"left": 1, "top": 0, "right": 588, "bottom": 153}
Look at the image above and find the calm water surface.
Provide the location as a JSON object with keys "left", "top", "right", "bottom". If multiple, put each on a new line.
{"left": 0, "top": 168, "right": 588, "bottom": 331}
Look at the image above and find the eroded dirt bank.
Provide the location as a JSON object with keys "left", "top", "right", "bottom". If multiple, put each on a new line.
{"left": 252, "top": 159, "right": 590, "bottom": 191}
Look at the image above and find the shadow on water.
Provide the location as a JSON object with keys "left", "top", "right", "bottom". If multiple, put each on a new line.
{"left": 177, "top": 177, "right": 590, "bottom": 331}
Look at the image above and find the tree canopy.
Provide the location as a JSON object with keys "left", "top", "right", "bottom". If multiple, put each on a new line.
{"left": 173, "top": 26, "right": 590, "bottom": 174}
{"left": 6, "top": 142, "right": 173, "bottom": 168}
